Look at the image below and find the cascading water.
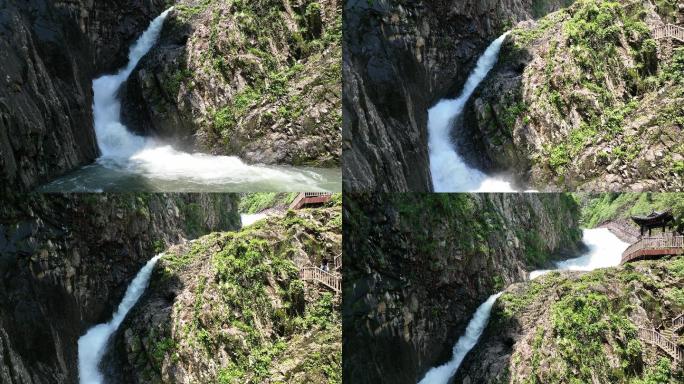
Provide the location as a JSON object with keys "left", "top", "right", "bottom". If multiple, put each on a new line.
{"left": 418, "top": 228, "right": 629, "bottom": 384}
{"left": 530, "top": 228, "right": 629, "bottom": 279}
{"left": 78, "top": 254, "right": 161, "bottom": 384}
{"left": 241, "top": 213, "right": 268, "bottom": 227}
{"left": 40, "top": 9, "right": 340, "bottom": 192}
{"left": 418, "top": 292, "right": 503, "bottom": 384}
{"left": 428, "top": 33, "right": 515, "bottom": 192}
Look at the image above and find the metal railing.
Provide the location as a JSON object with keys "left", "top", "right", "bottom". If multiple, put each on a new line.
{"left": 300, "top": 267, "right": 341, "bottom": 293}
{"left": 653, "top": 24, "right": 684, "bottom": 42}
{"left": 638, "top": 328, "right": 683, "bottom": 364}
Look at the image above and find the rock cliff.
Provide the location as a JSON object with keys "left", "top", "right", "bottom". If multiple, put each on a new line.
{"left": 342, "top": 0, "right": 574, "bottom": 191}
{"left": 0, "top": 193, "right": 239, "bottom": 384}
{"left": 104, "top": 205, "right": 342, "bottom": 383}
{"left": 120, "top": 0, "right": 341, "bottom": 167}
{"left": 0, "top": 0, "right": 170, "bottom": 195}
{"left": 461, "top": 0, "right": 684, "bottom": 191}
{"left": 456, "top": 259, "right": 684, "bottom": 383}
{"left": 343, "top": 193, "right": 583, "bottom": 383}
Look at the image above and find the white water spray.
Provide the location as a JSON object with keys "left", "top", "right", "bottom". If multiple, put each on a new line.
{"left": 78, "top": 254, "right": 161, "bottom": 384}
{"left": 241, "top": 213, "right": 268, "bottom": 227}
{"left": 428, "top": 33, "right": 515, "bottom": 192}
{"left": 529, "top": 228, "right": 629, "bottom": 279}
{"left": 90, "top": 8, "right": 329, "bottom": 190}
{"left": 418, "top": 293, "right": 503, "bottom": 384}
{"left": 419, "top": 228, "right": 628, "bottom": 384}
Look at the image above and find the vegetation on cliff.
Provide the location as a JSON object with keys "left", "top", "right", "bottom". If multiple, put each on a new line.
{"left": 123, "top": 0, "right": 341, "bottom": 166}
{"left": 577, "top": 193, "right": 684, "bottom": 228}
{"left": 343, "top": 193, "right": 583, "bottom": 383}
{"left": 0, "top": 193, "right": 240, "bottom": 384}
{"left": 110, "top": 205, "right": 342, "bottom": 383}
{"left": 239, "top": 192, "right": 298, "bottom": 213}
{"left": 466, "top": 0, "right": 684, "bottom": 190}
{"left": 460, "top": 258, "right": 684, "bottom": 383}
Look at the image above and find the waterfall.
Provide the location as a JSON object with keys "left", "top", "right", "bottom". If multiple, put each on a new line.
{"left": 530, "top": 228, "right": 629, "bottom": 279}
{"left": 418, "top": 293, "right": 503, "bottom": 384}
{"left": 89, "top": 8, "right": 326, "bottom": 189}
{"left": 419, "top": 228, "right": 628, "bottom": 383}
{"left": 241, "top": 213, "right": 268, "bottom": 227}
{"left": 78, "top": 254, "right": 161, "bottom": 384}
{"left": 428, "top": 33, "right": 515, "bottom": 192}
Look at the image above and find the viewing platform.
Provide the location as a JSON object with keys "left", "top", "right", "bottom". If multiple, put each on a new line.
{"left": 621, "top": 235, "right": 684, "bottom": 264}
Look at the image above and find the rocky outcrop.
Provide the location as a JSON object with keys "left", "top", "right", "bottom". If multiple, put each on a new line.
{"left": 461, "top": 0, "right": 684, "bottom": 191}
{"left": 105, "top": 205, "right": 342, "bottom": 383}
{"left": 0, "top": 193, "right": 239, "bottom": 384}
{"left": 120, "top": 0, "right": 341, "bottom": 167}
{"left": 456, "top": 258, "right": 684, "bottom": 383}
{"left": 342, "top": 0, "right": 574, "bottom": 191}
{"left": 343, "top": 193, "right": 584, "bottom": 383}
{"left": 0, "top": 0, "right": 170, "bottom": 196}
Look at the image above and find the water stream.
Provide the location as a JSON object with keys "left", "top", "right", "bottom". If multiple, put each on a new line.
{"left": 428, "top": 33, "right": 515, "bottom": 192}
{"left": 418, "top": 228, "right": 629, "bottom": 384}
{"left": 39, "top": 9, "right": 340, "bottom": 192}
{"left": 78, "top": 254, "right": 161, "bottom": 384}
{"left": 241, "top": 213, "right": 268, "bottom": 227}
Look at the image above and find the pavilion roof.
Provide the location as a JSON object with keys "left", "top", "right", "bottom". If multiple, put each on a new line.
{"left": 631, "top": 210, "right": 674, "bottom": 228}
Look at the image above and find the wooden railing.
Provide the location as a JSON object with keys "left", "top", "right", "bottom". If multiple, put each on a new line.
{"left": 673, "top": 314, "right": 684, "bottom": 332}
{"left": 300, "top": 267, "right": 341, "bottom": 293}
{"left": 334, "top": 253, "right": 342, "bottom": 270}
{"left": 304, "top": 192, "right": 332, "bottom": 197}
{"left": 653, "top": 24, "right": 684, "bottom": 42}
{"left": 621, "top": 235, "right": 684, "bottom": 264}
{"left": 288, "top": 192, "right": 333, "bottom": 210}
{"left": 638, "top": 328, "right": 684, "bottom": 364}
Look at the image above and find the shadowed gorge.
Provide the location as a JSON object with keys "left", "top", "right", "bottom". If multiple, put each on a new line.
{"left": 1, "top": 0, "right": 341, "bottom": 193}
{"left": 343, "top": 192, "right": 684, "bottom": 383}
{"left": 0, "top": 193, "right": 342, "bottom": 383}
{"left": 343, "top": 0, "right": 684, "bottom": 192}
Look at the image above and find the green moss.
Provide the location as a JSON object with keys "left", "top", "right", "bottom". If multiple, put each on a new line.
{"left": 579, "top": 193, "right": 684, "bottom": 228}
{"left": 239, "top": 193, "right": 298, "bottom": 214}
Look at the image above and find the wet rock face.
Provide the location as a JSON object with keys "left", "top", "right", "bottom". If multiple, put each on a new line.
{"left": 0, "top": 0, "right": 168, "bottom": 195}
{"left": 343, "top": 193, "right": 583, "bottom": 384}
{"left": 461, "top": 0, "right": 684, "bottom": 191}
{"left": 342, "top": 0, "right": 573, "bottom": 192}
{"left": 104, "top": 207, "right": 343, "bottom": 383}
{"left": 0, "top": 193, "right": 239, "bottom": 384}
{"left": 456, "top": 260, "right": 684, "bottom": 383}
{"left": 121, "top": 0, "right": 342, "bottom": 167}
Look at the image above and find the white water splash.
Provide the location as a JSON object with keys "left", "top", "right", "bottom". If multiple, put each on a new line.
{"left": 241, "top": 213, "right": 268, "bottom": 227}
{"left": 78, "top": 254, "right": 161, "bottom": 384}
{"left": 529, "top": 228, "right": 629, "bottom": 280}
{"left": 418, "top": 293, "right": 503, "bottom": 384}
{"left": 90, "top": 8, "right": 330, "bottom": 190}
{"left": 428, "top": 33, "right": 515, "bottom": 192}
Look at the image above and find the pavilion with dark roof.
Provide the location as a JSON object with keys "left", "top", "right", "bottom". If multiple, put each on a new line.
{"left": 631, "top": 210, "right": 675, "bottom": 238}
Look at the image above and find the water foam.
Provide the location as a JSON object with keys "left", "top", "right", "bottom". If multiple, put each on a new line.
{"left": 530, "top": 228, "right": 629, "bottom": 279}
{"left": 78, "top": 254, "right": 161, "bottom": 384}
{"left": 418, "top": 293, "right": 503, "bottom": 384}
{"left": 90, "top": 8, "right": 331, "bottom": 190}
{"left": 241, "top": 213, "right": 268, "bottom": 227}
{"left": 428, "top": 33, "right": 515, "bottom": 192}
